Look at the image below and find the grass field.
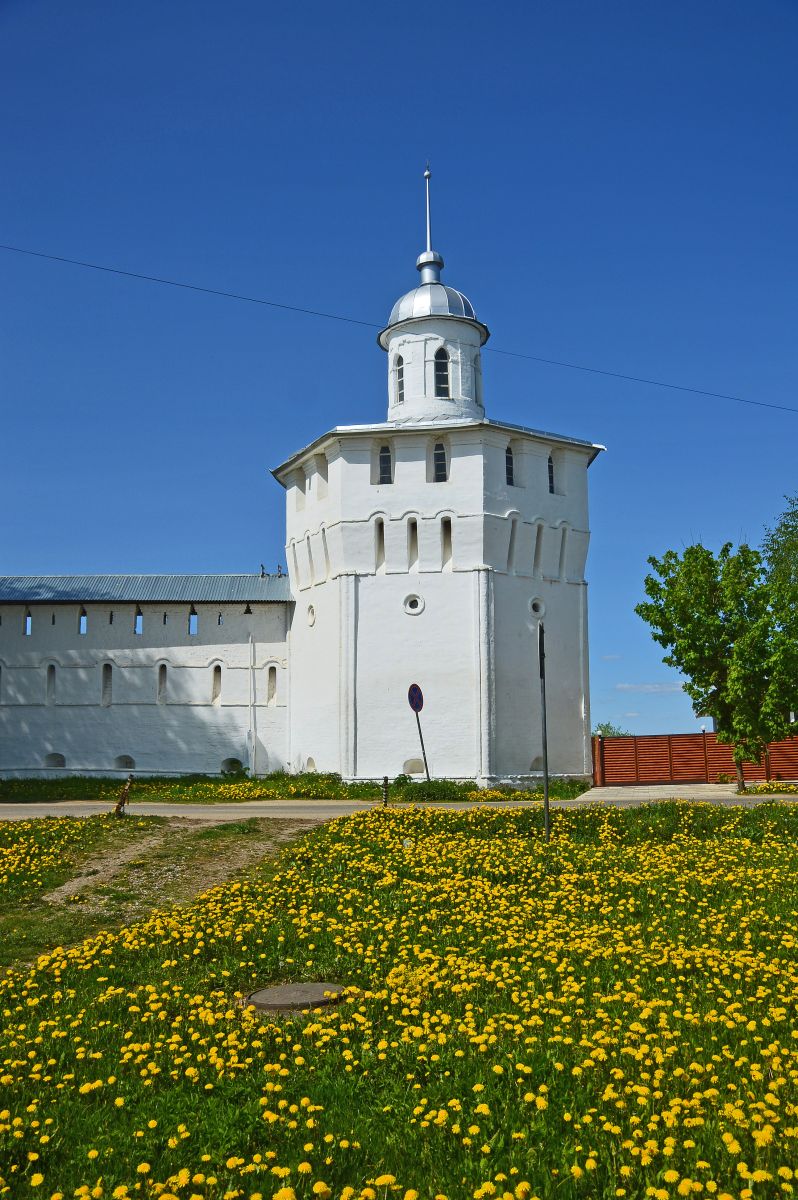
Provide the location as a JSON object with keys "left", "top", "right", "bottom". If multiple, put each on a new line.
{"left": 0, "top": 772, "right": 590, "bottom": 806}
{"left": 0, "top": 815, "right": 318, "bottom": 971}
{"left": 2, "top": 802, "right": 798, "bottom": 1199}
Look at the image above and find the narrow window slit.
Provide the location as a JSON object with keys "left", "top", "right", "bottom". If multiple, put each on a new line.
{"left": 408, "top": 518, "right": 419, "bottom": 570}
{"left": 375, "top": 518, "right": 386, "bottom": 572}
{"left": 441, "top": 517, "right": 453, "bottom": 570}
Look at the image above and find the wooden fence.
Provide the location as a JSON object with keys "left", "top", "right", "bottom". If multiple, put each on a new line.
{"left": 592, "top": 732, "right": 798, "bottom": 787}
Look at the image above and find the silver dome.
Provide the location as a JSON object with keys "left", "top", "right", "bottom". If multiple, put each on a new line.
{"left": 388, "top": 282, "right": 477, "bottom": 326}
{"left": 378, "top": 167, "right": 489, "bottom": 347}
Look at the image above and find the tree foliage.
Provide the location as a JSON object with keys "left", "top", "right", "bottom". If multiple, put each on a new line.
{"left": 764, "top": 493, "right": 798, "bottom": 637}
{"left": 592, "top": 721, "right": 631, "bottom": 738}
{"left": 635, "top": 543, "right": 795, "bottom": 790}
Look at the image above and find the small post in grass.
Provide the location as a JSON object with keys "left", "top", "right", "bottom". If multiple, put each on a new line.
{"left": 538, "top": 624, "right": 550, "bottom": 844}
{"left": 407, "top": 683, "right": 431, "bottom": 783}
{"left": 114, "top": 773, "right": 134, "bottom": 819}
{"left": 382, "top": 775, "right": 389, "bottom": 807}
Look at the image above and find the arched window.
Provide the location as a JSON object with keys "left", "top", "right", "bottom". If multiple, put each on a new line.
{"left": 24, "top": 610, "right": 32, "bottom": 636}
{"left": 157, "top": 663, "right": 167, "bottom": 704}
{"left": 188, "top": 607, "right": 198, "bottom": 636}
{"left": 267, "top": 665, "right": 277, "bottom": 706}
{"left": 505, "top": 445, "right": 515, "bottom": 486}
{"left": 432, "top": 442, "right": 448, "bottom": 482}
{"left": 46, "top": 664, "right": 56, "bottom": 706}
{"left": 101, "top": 663, "right": 112, "bottom": 707}
{"left": 548, "top": 454, "right": 555, "bottom": 494}
{"left": 78, "top": 608, "right": 87, "bottom": 636}
{"left": 211, "top": 664, "right": 222, "bottom": 705}
{"left": 395, "top": 355, "right": 405, "bottom": 404}
{"left": 434, "top": 347, "right": 450, "bottom": 399}
{"left": 378, "top": 444, "right": 393, "bottom": 485}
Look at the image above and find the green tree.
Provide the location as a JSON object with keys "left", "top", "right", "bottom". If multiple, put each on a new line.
{"left": 764, "top": 494, "right": 798, "bottom": 630}
{"left": 592, "top": 721, "right": 631, "bottom": 737}
{"left": 635, "top": 543, "right": 794, "bottom": 792}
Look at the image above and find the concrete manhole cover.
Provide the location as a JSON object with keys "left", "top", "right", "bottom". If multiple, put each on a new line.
{"left": 245, "top": 982, "right": 346, "bottom": 1012}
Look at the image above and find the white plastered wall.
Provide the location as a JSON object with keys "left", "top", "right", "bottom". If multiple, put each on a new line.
{"left": 281, "top": 420, "right": 595, "bottom": 781}
{"left": 0, "top": 602, "right": 290, "bottom": 776}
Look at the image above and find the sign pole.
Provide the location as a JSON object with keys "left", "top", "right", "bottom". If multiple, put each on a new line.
{"left": 407, "top": 684, "right": 431, "bottom": 782}
{"left": 538, "top": 622, "right": 550, "bottom": 844}
{"left": 415, "top": 711, "right": 431, "bottom": 782}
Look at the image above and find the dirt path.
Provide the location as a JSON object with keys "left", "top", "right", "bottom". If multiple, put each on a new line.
{"left": 42, "top": 816, "right": 322, "bottom": 909}
{"left": 41, "top": 815, "right": 241, "bottom": 905}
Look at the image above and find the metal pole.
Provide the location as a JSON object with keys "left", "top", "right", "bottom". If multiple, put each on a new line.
{"left": 538, "top": 622, "right": 550, "bottom": 844}
{"left": 382, "top": 775, "right": 389, "bottom": 806}
{"left": 416, "top": 711, "right": 431, "bottom": 782}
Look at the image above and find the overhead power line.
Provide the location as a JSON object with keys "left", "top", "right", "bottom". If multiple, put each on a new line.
{"left": 1, "top": 241, "right": 795, "bottom": 417}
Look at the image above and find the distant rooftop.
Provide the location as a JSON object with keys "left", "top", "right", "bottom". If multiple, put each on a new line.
{"left": 0, "top": 574, "right": 293, "bottom": 605}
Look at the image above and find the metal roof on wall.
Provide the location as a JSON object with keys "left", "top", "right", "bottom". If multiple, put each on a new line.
{"left": 0, "top": 575, "right": 293, "bottom": 604}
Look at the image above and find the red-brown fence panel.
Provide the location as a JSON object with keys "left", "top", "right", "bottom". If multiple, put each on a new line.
{"left": 593, "top": 732, "right": 798, "bottom": 786}
{"left": 770, "top": 740, "right": 798, "bottom": 780}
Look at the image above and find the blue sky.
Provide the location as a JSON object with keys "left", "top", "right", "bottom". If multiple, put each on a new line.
{"left": 1, "top": 0, "right": 796, "bottom": 733}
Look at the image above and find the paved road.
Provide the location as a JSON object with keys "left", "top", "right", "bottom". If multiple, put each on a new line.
{"left": 0, "top": 784, "right": 791, "bottom": 822}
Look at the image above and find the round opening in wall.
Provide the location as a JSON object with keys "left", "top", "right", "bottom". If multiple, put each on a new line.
{"left": 221, "top": 758, "right": 244, "bottom": 775}
{"left": 306, "top": 757, "right": 316, "bottom": 772}
{"left": 307, "top": 604, "right": 316, "bottom": 627}
{"left": 114, "top": 755, "right": 136, "bottom": 771}
{"left": 529, "top": 598, "right": 545, "bottom": 618}
{"left": 403, "top": 594, "right": 425, "bottom": 615}
{"left": 44, "top": 753, "right": 66, "bottom": 769}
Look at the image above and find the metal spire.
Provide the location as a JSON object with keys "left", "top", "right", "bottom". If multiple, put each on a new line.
{"left": 416, "top": 163, "right": 444, "bottom": 284}
{"left": 425, "top": 163, "right": 432, "bottom": 253}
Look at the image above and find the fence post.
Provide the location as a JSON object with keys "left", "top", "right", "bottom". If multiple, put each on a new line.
{"left": 764, "top": 747, "right": 772, "bottom": 782}
{"left": 633, "top": 735, "right": 640, "bottom": 784}
{"left": 702, "top": 728, "right": 709, "bottom": 782}
{"left": 593, "top": 736, "right": 605, "bottom": 787}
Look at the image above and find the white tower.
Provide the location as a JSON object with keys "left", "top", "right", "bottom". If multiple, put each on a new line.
{"left": 274, "top": 170, "right": 602, "bottom": 782}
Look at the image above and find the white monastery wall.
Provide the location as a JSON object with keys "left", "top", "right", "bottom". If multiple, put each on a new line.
{"left": 0, "top": 602, "right": 289, "bottom": 776}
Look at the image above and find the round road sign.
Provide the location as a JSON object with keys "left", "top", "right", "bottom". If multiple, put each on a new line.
{"left": 408, "top": 683, "right": 424, "bottom": 713}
